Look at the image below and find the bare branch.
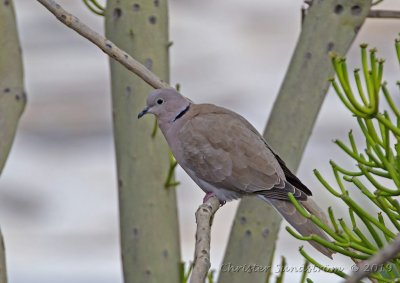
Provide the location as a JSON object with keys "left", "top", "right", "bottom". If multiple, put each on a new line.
{"left": 303, "top": 0, "right": 313, "bottom": 6}
{"left": 36, "top": 0, "right": 170, "bottom": 89}
{"left": 190, "top": 196, "right": 220, "bottom": 283}
{"left": 345, "top": 233, "right": 400, "bottom": 283}
{"left": 371, "top": 0, "right": 383, "bottom": 6}
{"left": 368, "top": 9, "right": 400, "bottom": 19}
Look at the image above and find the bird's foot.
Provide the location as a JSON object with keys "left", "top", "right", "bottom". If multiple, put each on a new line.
{"left": 203, "top": 192, "right": 226, "bottom": 206}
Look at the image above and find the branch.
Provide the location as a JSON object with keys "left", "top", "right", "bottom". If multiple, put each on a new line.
{"left": 36, "top": 0, "right": 169, "bottom": 89}
{"left": 189, "top": 196, "right": 220, "bottom": 283}
{"left": 345, "top": 233, "right": 400, "bottom": 283}
{"left": 368, "top": 10, "right": 400, "bottom": 19}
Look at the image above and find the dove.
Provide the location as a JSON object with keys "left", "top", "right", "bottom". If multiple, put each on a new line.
{"left": 138, "top": 88, "right": 333, "bottom": 258}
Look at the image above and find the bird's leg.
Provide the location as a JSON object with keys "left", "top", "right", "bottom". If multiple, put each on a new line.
{"left": 203, "top": 192, "right": 226, "bottom": 206}
{"left": 202, "top": 192, "right": 214, "bottom": 203}
{"left": 202, "top": 192, "right": 224, "bottom": 226}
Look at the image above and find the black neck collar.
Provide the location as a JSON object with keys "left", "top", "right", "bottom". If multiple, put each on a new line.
{"left": 173, "top": 104, "right": 190, "bottom": 122}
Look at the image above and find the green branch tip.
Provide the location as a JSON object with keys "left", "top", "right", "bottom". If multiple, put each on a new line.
{"left": 286, "top": 226, "right": 312, "bottom": 241}
{"left": 328, "top": 206, "right": 340, "bottom": 233}
{"left": 288, "top": 193, "right": 310, "bottom": 218}
{"left": 299, "top": 247, "right": 347, "bottom": 277}
{"left": 300, "top": 260, "right": 310, "bottom": 283}
{"left": 151, "top": 118, "right": 158, "bottom": 138}
{"left": 275, "top": 256, "right": 286, "bottom": 283}
{"left": 329, "top": 51, "right": 339, "bottom": 59}
{"left": 164, "top": 152, "right": 180, "bottom": 189}
{"left": 82, "top": 0, "right": 105, "bottom": 16}
{"left": 314, "top": 168, "right": 342, "bottom": 197}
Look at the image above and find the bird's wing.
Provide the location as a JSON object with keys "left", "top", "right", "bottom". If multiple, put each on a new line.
{"left": 178, "top": 106, "right": 307, "bottom": 201}
{"left": 270, "top": 150, "right": 312, "bottom": 196}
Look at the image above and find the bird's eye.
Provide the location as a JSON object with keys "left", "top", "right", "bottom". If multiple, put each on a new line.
{"left": 157, "top": 99, "right": 164, "bottom": 105}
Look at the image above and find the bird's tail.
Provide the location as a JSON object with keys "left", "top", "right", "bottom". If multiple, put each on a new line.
{"left": 260, "top": 197, "right": 334, "bottom": 258}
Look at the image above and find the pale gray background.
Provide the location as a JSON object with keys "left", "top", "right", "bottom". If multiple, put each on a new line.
{"left": 1, "top": 0, "right": 399, "bottom": 282}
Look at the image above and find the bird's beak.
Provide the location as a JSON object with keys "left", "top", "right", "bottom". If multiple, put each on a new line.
{"left": 138, "top": 106, "right": 150, "bottom": 119}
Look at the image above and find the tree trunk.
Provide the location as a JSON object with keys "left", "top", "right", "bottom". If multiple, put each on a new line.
{"left": 0, "top": 0, "right": 26, "bottom": 282}
{"left": 0, "top": 1, "right": 26, "bottom": 172}
{"left": 218, "top": 1, "right": 372, "bottom": 283}
{"left": 105, "top": 1, "right": 181, "bottom": 283}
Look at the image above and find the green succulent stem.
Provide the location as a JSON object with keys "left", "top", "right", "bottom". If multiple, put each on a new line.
{"left": 151, "top": 118, "right": 158, "bottom": 138}
{"left": 164, "top": 152, "right": 180, "bottom": 188}
{"left": 299, "top": 247, "right": 347, "bottom": 278}
{"left": 328, "top": 207, "right": 340, "bottom": 234}
{"left": 82, "top": 0, "right": 105, "bottom": 16}
{"left": 341, "top": 194, "right": 395, "bottom": 239}
{"left": 313, "top": 169, "right": 341, "bottom": 197}
{"left": 300, "top": 260, "right": 310, "bottom": 283}
{"left": 285, "top": 42, "right": 400, "bottom": 283}
{"left": 382, "top": 83, "right": 400, "bottom": 118}
{"left": 275, "top": 257, "right": 286, "bottom": 283}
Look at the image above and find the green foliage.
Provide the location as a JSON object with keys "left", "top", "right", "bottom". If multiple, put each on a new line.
{"left": 300, "top": 260, "right": 310, "bottom": 283}
{"left": 180, "top": 262, "right": 193, "bottom": 283}
{"left": 180, "top": 262, "right": 216, "bottom": 283}
{"left": 82, "top": 0, "right": 105, "bottom": 16}
{"left": 165, "top": 151, "right": 180, "bottom": 188}
{"left": 275, "top": 256, "right": 287, "bottom": 283}
{"left": 287, "top": 37, "right": 400, "bottom": 282}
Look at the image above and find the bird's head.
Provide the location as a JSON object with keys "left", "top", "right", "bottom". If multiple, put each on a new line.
{"left": 138, "top": 88, "right": 191, "bottom": 123}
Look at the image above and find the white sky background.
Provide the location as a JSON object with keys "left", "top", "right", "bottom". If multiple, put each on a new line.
{"left": 1, "top": 0, "right": 399, "bottom": 282}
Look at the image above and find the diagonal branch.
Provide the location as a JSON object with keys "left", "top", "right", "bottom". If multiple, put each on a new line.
{"left": 190, "top": 196, "right": 220, "bottom": 283}
{"left": 368, "top": 10, "right": 400, "bottom": 19}
{"left": 36, "top": 0, "right": 169, "bottom": 89}
{"left": 344, "top": 233, "right": 400, "bottom": 283}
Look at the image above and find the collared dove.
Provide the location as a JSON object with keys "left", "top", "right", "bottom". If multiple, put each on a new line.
{"left": 138, "top": 88, "right": 333, "bottom": 258}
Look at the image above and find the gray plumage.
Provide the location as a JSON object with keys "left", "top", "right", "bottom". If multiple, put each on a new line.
{"left": 138, "top": 88, "right": 333, "bottom": 258}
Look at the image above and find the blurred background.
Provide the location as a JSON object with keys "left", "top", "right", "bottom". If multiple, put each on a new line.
{"left": 1, "top": 0, "right": 399, "bottom": 282}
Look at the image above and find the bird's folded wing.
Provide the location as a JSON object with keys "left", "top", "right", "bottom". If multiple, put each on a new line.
{"left": 178, "top": 109, "right": 306, "bottom": 200}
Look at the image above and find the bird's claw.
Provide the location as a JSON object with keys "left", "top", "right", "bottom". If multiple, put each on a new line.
{"left": 203, "top": 192, "right": 226, "bottom": 206}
